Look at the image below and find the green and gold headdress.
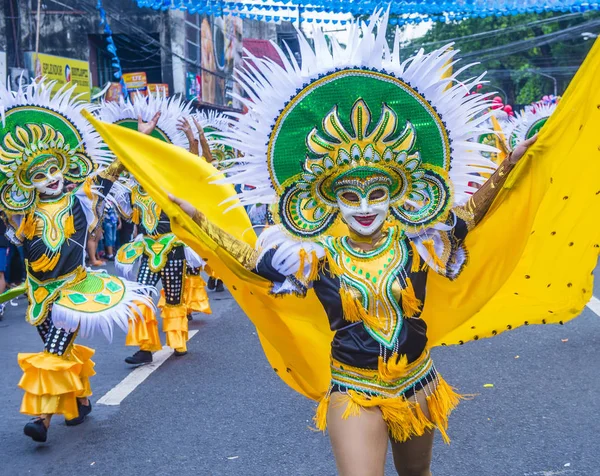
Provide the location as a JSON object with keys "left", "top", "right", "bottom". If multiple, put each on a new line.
{"left": 218, "top": 12, "right": 496, "bottom": 238}
{"left": 194, "top": 109, "right": 237, "bottom": 171}
{"left": 97, "top": 93, "right": 191, "bottom": 148}
{"left": 0, "top": 80, "right": 112, "bottom": 215}
{"left": 507, "top": 101, "right": 557, "bottom": 150}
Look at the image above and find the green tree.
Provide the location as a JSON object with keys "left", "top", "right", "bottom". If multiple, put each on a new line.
{"left": 404, "top": 12, "right": 599, "bottom": 106}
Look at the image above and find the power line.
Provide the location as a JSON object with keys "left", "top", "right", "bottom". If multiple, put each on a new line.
{"left": 461, "top": 18, "right": 600, "bottom": 62}
{"left": 415, "top": 12, "right": 592, "bottom": 48}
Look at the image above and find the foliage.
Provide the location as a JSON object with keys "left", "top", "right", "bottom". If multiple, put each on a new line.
{"left": 404, "top": 12, "right": 599, "bottom": 106}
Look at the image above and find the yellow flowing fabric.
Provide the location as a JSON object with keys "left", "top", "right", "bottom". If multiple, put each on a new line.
{"left": 83, "top": 39, "right": 600, "bottom": 401}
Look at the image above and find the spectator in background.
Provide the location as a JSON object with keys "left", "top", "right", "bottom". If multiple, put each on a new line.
{"left": 86, "top": 229, "right": 105, "bottom": 267}
{"left": 118, "top": 218, "right": 135, "bottom": 249}
{"left": 103, "top": 204, "right": 120, "bottom": 261}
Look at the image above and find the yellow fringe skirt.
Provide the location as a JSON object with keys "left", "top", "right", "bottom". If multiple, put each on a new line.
{"left": 126, "top": 300, "right": 162, "bottom": 352}
{"left": 314, "top": 351, "right": 462, "bottom": 444}
{"left": 18, "top": 344, "right": 96, "bottom": 420}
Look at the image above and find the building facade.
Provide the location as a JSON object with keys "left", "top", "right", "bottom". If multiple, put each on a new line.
{"left": 1, "top": 0, "right": 297, "bottom": 109}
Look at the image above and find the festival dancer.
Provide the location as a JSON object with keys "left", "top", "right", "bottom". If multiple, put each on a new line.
{"left": 88, "top": 12, "right": 600, "bottom": 474}
{"left": 0, "top": 80, "right": 154, "bottom": 443}
{"left": 98, "top": 95, "right": 209, "bottom": 364}
{"left": 176, "top": 115, "right": 221, "bottom": 305}
{"left": 166, "top": 19, "right": 539, "bottom": 474}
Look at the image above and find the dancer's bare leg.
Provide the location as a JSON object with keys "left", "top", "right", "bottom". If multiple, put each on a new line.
{"left": 327, "top": 392, "right": 389, "bottom": 476}
{"left": 390, "top": 390, "right": 435, "bottom": 476}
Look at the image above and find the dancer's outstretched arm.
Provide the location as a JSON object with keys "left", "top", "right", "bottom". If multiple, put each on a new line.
{"left": 170, "top": 194, "right": 256, "bottom": 270}
{"left": 460, "top": 135, "right": 537, "bottom": 225}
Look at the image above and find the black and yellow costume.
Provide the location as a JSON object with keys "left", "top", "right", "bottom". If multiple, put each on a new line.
{"left": 115, "top": 183, "right": 210, "bottom": 353}
{"left": 0, "top": 81, "right": 154, "bottom": 434}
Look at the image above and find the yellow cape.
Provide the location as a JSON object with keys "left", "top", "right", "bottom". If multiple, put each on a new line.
{"left": 85, "top": 40, "right": 600, "bottom": 401}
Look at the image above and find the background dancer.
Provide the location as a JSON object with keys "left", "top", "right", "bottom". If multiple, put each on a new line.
{"left": 0, "top": 80, "right": 154, "bottom": 443}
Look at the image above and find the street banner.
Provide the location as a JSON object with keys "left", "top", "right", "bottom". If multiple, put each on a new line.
{"left": 24, "top": 52, "right": 90, "bottom": 100}
{"left": 148, "top": 83, "right": 169, "bottom": 96}
{"left": 122, "top": 72, "right": 148, "bottom": 97}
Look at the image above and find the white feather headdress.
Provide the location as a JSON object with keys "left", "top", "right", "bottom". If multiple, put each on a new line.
{"left": 97, "top": 93, "right": 191, "bottom": 149}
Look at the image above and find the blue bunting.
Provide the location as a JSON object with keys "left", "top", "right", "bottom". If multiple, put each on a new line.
{"left": 134, "top": 0, "right": 600, "bottom": 23}
{"left": 97, "top": 0, "right": 127, "bottom": 97}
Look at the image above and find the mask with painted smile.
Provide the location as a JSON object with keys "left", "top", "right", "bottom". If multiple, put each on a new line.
{"left": 335, "top": 177, "right": 391, "bottom": 237}
{"left": 28, "top": 157, "right": 65, "bottom": 197}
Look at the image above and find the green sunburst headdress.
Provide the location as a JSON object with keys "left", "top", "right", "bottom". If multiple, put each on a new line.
{"left": 194, "top": 109, "right": 237, "bottom": 171}
{"left": 507, "top": 101, "right": 557, "bottom": 150}
{"left": 0, "top": 80, "right": 112, "bottom": 215}
{"left": 218, "top": 12, "right": 496, "bottom": 239}
{"left": 97, "top": 93, "right": 191, "bottom": 148}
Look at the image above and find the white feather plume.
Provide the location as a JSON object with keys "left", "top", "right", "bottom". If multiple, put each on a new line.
{"left": 96, "top": 93, "right": 192, "bottom": 149}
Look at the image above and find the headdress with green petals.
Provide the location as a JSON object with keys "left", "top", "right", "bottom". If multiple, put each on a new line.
{"left": 97, "top": 93, "right": 191, "bottom": 148}
{"left": 507, "top": 101, "right": 557, "bottom": 150}
{"left": 193, "top": 110, "right": 237, "bottom": 171}
{"left": 0, "top": 80, "right": 112, "bottom": 215}
{"left": 218, "top": 12, "right": 496, "bottom": 238}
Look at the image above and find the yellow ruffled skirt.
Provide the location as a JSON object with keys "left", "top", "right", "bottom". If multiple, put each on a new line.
{"left": 183, "top": 274, "right": 212, "bottom": 314}
{"left": 314, "top": 351, "right": 462, "bottom": 444}
{"left": 161, "top": 304, "right": 189, "bottom": 352}
{"left": 18, "top": 344, "right": 95, "bottom": 420}
{"left": 126, "top": 300, "right": 162, "bottom": 352}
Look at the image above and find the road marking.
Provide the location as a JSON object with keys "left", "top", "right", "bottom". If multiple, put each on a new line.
{"left": 97, "top": 329, "right": 198, "bottom": 406}
{"left": 586, "top": 296, "right": 600, "bottom": 317}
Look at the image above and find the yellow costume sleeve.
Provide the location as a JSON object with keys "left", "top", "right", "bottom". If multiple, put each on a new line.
{"left": 84, "top": 39, "right": 600, "bottom": 400}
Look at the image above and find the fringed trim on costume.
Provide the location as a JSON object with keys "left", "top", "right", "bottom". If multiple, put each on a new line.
{"left": 126, "top": 300, "right": 162, "bottom": 352}
{"left": 421, "top": 239, "right": 445, "bottom": 271}
{"left": 161, "top": 304, "right": 189, "bottom": 352}
{"left": 17, "top": 213, "right": 36, "bottom": 240}
{"left": 114, "top": 259, "right": 138, "bottom": 282}
{"left": 132, "top": 207, "right": 141, "bottom": 225}
{"left": 307, "top": 250, "right": 321, "bottom": 282}
{"left": 18, "top": 344, "right": 95, "bottom": 420}
{"left": 183, "top": 246, "right": 206, "bottom": 270}
{"left": 184, "top": 274, "right": 212, "bottom": 314}
{"left": 314, "top": 375, "right": 463, "bottom": 444}
{"left": 83, "top": 177, "right": 94, "bottom": 200}
{"left": 52, "top": 280, "right": 156, "bottom": 342}
{"left": 339, "top": 286, "right": 383, "bottom": 332}
{"left": 30, "top": 252, "right": 61, "bottom": 273}
{"left": 400, "top": 278, "right": 422, "bottom": 318}
{"left": 64, "top": 214, "right": 76, "bottom": 237}
{"left": 324, "top": 248, "right": 343, "bottom": 277}
{"left": 409, "top": 240, "right": 421, "bottom": 273}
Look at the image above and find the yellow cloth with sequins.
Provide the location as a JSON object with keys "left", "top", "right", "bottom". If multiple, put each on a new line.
{"left": 84, "top": 39, "right": 600, "bottom": 401}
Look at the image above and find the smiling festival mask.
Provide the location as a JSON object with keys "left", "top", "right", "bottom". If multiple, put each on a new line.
{"left": 334, "top": 171, "right": 391, "bottom": 236}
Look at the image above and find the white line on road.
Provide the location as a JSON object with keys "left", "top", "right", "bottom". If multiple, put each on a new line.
{"left": 97, "top": 330, "right": 199, "bottom": 406}
{"left": 586, "top": 296, "right": 600, "bottom": 317}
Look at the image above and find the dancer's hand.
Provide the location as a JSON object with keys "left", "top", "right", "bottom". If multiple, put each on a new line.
{"left": 509, "top": 134, "right": 538, "bottom": 165}
{"left": 138, "top": 112, "right": 161, "bottom": 135}
{"left": 177, "top": 117, "right": 194, "bottom": 138}
{"left": 168, "top": 193, "right": 202, "bottom": 220}
{"left": 191, "top": 117, "right": 206, "bottom": 140}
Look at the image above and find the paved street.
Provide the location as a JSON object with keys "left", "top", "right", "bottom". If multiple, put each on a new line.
{"left": 0, "top": 263, "right": 599, "bottom": 476}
